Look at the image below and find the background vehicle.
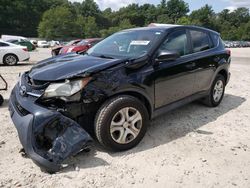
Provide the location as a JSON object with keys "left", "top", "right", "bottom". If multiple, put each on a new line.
{"left": 0, "top": 40, "right": 30, "bottom": 66}
{"left": 30, "top": 40, "right": 38, "bottom": 47}
{"left": 49, "top": 40, "right": 60, "bottom": 47}
{"left": 9, "top": 25, "right": 231, "bottom": 172}
{"left": 51, "top": 39, "right": 82, "bottom": 56}
{"left": 37, "top": 41, "right": 49, "bottom": 48}
{"left": 59, "top": 38, "right": 102, "bottom": 55}
{"left": 6, "top": 39, "right": 35, "bottom": 51}
{"left": 1, "top": 35, "right": 35, "bottom": 51}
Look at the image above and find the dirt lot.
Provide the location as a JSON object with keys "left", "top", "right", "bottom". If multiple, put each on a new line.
{"left": 0, "top": 48, "right": 249, "bottom": 188}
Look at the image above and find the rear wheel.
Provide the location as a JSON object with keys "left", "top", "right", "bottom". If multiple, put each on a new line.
{"left": 94, "top": 95, "right": 149, "bottom": 151}
{"left": 203, "top": 74, "right": 226, "bottom": 107}
{"left": 3, "top": 54, "right": 18, "bottom": 66}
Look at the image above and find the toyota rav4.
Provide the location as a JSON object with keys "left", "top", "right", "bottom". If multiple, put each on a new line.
{"left": 9, "top": 25, "right": 231, "bottom": 172}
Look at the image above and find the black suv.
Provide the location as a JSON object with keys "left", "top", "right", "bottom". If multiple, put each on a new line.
{"left": 9, "top": 25, "right": 231, "bottom": 172}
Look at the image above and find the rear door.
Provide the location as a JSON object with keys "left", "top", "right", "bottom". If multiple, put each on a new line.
{"left": 188, "top": 29, "right": 217, "bottom": 93}
{"left": 154, "top": 29, "right": 197, "bottom": 108}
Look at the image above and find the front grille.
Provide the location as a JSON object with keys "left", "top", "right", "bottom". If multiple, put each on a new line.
{"left": 19, "top": 73, "right": 46, "bottom": 97}
{"left": 27, "top": 75, "right": 49, "bottom": 89}
{"left": 12, "top": 93, "right": 30, "bottom": 116}
{"left": 15, "top": 101, "right": 29, "bottom": 116}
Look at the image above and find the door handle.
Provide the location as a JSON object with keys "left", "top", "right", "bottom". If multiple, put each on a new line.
{"left": 186, "top": 62, "right": 196, "bottom": 69}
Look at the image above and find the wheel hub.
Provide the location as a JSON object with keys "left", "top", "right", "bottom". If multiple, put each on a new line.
{"left": 110, "top": 107, "right": 142, "bottom": 144}
{"left": 213, "top": 80, "right": 224, "bottom": 102}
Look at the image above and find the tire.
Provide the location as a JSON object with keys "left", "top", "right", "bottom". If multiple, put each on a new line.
{"left": 0, "top": 95, "right": 3, "bottom": 106}
{"left": 203, "top": 74, "right": 226, "bottom": 107}
{"left": 3, "top": 54, "right": 18, "bottom": 66}
{"left": 94, "top": 95, "right": 149, "bottom": 151}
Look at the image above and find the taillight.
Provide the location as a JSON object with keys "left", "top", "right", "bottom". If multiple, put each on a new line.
{"left": 226, "top": 49, "right": 231, "bottom": 56}
{"left": 23, "top": 48, "right": 28, "bottom": 52}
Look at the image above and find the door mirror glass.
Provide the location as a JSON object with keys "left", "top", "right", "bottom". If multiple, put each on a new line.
{"left": 155, "top": 51, "right": 180, "bottom": 62}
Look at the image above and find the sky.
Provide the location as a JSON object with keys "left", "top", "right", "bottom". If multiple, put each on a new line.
{"left": 70, "top": 0, "right": 250, "bottom": 12}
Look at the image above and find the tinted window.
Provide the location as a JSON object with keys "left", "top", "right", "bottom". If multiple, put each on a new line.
{"left": 190, "top": 30, "right": 211, "bottom": 53}
{"left": 211, "top": 33, "right": 219, "bottom": 47}
{"left": 0, "top": 42, "right": 9, "bottom": 47}
{"left": 159, "top": 30, "right": 189, "bottom": 56}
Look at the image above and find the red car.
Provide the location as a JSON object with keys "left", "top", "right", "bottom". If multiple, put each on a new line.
{"left": 59, "top": 38, "right": 102, "bottom": 55}
{"left": 51, "top": 39, "right": 82, "bottom": 56}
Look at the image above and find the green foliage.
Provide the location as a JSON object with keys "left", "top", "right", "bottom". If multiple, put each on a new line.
{"left": 0, "top": 0, "right": 250, "bottom": 40}
{"left": 38, "top": 6, "right": 82, "bottom": 40}
{"left": 166, "top": 0, "right": 189, "bottom": 23}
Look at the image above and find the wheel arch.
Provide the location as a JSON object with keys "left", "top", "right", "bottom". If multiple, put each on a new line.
{"left": 218, "top": 69, "right": 228, "bottom": 83}
{"left": 107, "top": 90, "right": 153, "bottom": 119}
{"left": 3, "top": 53, "right": 19, "bottom": 62}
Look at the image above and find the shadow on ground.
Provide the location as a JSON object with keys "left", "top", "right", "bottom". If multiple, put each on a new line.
{"left": 0, "top": 99, "right": 9, "bottom": 109}
{"left": 63, "top": 94, "right": 246, "bottom": 172}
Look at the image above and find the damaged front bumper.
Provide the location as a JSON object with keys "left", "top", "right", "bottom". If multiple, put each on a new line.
{"left": 8, "top": 84, "right": 92, "bottom": 172}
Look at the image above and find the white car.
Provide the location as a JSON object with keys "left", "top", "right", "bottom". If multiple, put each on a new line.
{"left": 37, "top": 41, "right": 49, "bottom": 48}
{"left": 0, "top": 40, "right": 30, "bottom": 66}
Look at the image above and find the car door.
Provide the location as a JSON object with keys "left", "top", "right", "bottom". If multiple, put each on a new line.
{"left": 188, "top": 29, "right": 217, "bottom": 93}
{"left": 0, "top": 42, "right": 9, "bottom": 63}
{"left": 154, "top": 29, "right": 197, "bottom": 108}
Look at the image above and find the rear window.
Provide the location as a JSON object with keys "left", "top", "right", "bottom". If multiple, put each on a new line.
{"left": 210, "top": 33, "right": 220, "bottom": 47}
{"left": 190, "top": 30, "right": 211, "bottom": 53}
{"left": 0, "top": 42, "right": 9, "bottom": 47}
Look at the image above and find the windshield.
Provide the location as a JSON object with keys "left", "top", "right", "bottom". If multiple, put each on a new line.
{"left": 66, "top": 40, "right": 80, "bottom": 46}
{"left": 77, "top": 40, "right": 89, "bottom": 46}
{"left": 87, "top": 30, "right": 163, "bottom": 59}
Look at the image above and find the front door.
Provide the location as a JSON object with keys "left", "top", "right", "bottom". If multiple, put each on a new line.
{"left": 154, "top": 29, "right": 196, "bottom": 108}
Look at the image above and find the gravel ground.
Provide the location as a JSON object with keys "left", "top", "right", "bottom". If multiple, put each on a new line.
{"left": 0, "top": 48, "right": 249, "bottom": 188}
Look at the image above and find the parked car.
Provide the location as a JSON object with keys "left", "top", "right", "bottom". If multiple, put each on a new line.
{"left": 30, "top": 40, "right": 38, "bottom": 47}
{"left": 0, "top": 40, "right": 30, "bottom": 66}
{"left": 49, "top": 40, "right": 60, "bottom": 47}
{"left": 6, "top": 39, "right": 35, "bottom": 51}
{"left": 59, "top": 38, "right": 102, "bottom": 55}
{"left": 51, "top": 39, "right": 82, "bottom": 56}
{"left": 9, "top": 25, "right": 231, "bottom": 172}
{"left": 37, "top": 41, "right": 49, "bottom": 48}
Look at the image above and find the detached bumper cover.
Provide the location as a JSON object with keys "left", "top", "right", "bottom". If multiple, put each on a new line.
{"left": 9, "top": 85, "right": 92, "bottom": 172}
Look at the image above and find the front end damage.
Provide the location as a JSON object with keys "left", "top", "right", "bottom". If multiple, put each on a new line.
{"left": 9, "top": 79, "right": 92, "bottom": 173}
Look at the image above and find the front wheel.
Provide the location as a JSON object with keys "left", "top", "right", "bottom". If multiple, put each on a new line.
{"left": 203, "top": 74, "right": 226, "bottom": 107}
{"left": 94, "top": 95, "right": 149, "bottom": 151}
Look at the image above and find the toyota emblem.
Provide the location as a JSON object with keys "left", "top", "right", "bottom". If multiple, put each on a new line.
{"left": 19, "top": 85, "right": 27, "bottom": 96}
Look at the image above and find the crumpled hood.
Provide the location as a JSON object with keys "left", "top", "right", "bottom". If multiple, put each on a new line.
{"left": 29, "top": 53, "right": 125, "bottom": 81}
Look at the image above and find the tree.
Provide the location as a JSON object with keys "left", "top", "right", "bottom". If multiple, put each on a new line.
{"left": 177, "top": 17, "right": 192, "bottom": 25}
{"left": 82, "top": 16, "right": 100, "bottom": 38}
{"left": 166, "top": 0, "right": 189, "bottom": 23}
{"left": 0, "top": 0, "right": 68, "bottom": 37}
{"left": 190, "top": 4, "right": 216, "bottom": 29}
{"left": 38, "top": 6, "right": 82, "bottom": 39}
{"left": 100, "top": 19, "right": 135, "bottom": 37}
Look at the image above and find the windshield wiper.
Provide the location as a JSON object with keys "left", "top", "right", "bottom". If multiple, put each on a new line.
{"left": 96, "top": 54, "right": 114, "bottom": 59}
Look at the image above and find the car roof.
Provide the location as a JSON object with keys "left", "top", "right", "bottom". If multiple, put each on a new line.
{"left": 123, "top": 24, "right": 219, "bottom": 35}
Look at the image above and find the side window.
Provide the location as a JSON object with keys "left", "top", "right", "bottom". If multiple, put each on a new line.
{"left": 0, "top": 42, "right": 9, "bottom": 47}
{"left": 190, "top": 30, "right": 211, "bottom": 53}
{"left": 159, "top": 30, "right": 189, "bottom": 56}
{"left": 211, "top": 33, "right": 219, "bottom": 47}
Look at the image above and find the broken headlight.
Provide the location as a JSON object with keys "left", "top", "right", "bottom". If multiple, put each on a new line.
{"left": 43, "top": 77, "right": 91, "bottom": 98}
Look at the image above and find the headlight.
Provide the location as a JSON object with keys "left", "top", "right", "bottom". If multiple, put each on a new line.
{"left": 43, "top": 77, "right": 91, "bottom": 98}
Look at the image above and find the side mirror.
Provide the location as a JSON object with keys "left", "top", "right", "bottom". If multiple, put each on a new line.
{"left": 155, "top": 51, "right": 180, "bottom": 62}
